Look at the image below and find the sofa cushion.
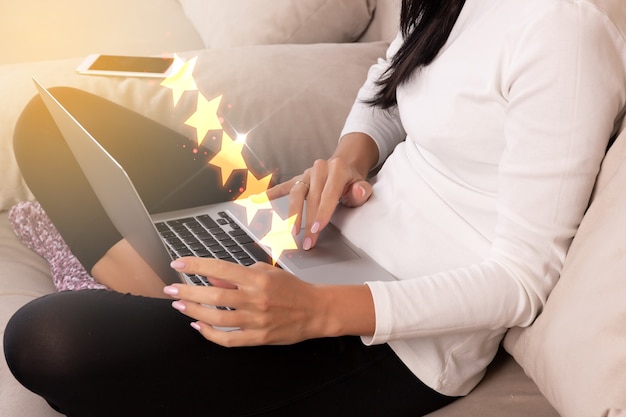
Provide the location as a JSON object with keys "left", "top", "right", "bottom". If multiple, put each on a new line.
{"left": 424, "top": 349, "right": 558, "bottom": 417}
{"left": 503, "top": 127, "right": 626, "bottom": 417}
{"left": 0, "top": 212, "right": 61, "bottom": 417}
{"left": 0, "top": 0, "right": 204, "bottom": 65}
{"left": 0, "top": 41, "right": 388, "bottom": 211}
{"left": 0, "top": 213, "right": 55, "bottom": 297}
{"left": 179, "top": 0, "right": 376, "bottom": 48}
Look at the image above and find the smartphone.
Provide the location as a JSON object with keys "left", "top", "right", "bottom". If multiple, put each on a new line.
{"left": 76, "top": 54, "right": 181, "bottom": 78}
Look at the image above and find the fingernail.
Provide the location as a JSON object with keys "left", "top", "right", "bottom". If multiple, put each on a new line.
{"left": 310, "top": 222, "right": 320, "bottom": 234}
{"left": 170, "top": 260, "right": 186, "bottom": 270}
{"left": 163, "top": 286, "right": 179, "bottom": 296}
{"left": 190, "top": 322, "right": 202, "bottom": 331}
{"left": 358, "top": 185, "right": 366, "bottom": 200}
{"left": 303, "top": 237, "right": 312, "bottom": 251}
{"left": 172, "top": 301, "right": 186, "bottom": 312}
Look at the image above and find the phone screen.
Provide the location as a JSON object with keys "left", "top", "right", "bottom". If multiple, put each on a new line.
{"left": 88, "top": 55, "right": 174, "bottom": 74}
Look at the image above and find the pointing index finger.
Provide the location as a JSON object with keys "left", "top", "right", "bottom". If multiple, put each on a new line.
{"left": 266, "top": 178, "right": 297, "bottom": 201}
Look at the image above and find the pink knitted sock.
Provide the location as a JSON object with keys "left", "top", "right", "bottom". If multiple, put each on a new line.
{"left": 8, "top": 201, "right": 108, "bottom": 291}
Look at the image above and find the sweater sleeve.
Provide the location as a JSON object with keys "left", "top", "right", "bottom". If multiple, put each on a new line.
{"left": 340, "top": 33, "right": 407, "bottom": 167}
{"left": 363, "top": 3, "right": 626, "bottom": 344}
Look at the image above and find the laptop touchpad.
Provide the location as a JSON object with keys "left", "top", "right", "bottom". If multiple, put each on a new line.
{"left": 281, "top": 227, "right": 360, "bottom": 270}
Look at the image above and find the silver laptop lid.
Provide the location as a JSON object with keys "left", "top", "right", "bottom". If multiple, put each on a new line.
{"left": 33, "top": 78, "right": 181, "bottom": 284}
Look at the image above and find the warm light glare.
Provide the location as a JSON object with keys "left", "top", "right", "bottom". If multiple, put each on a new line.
{"left": 236, "top": 132, "right": 248, "bottom": 143}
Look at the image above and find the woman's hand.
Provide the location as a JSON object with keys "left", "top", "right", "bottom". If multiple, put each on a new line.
{"left": 165, "top": 257, "right": 330, "bottom": 346}
{"left": 265, "top": 133, "right": 379, "bottom": 250}
{"left": 267, "top": 158, "right": 372, "bottom": 250}
{"left": 164, "top": 257, "right": 375, "bottom": 347}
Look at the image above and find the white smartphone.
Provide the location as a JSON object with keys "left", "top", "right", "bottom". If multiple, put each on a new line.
{"left": 76, "top": 54, "right": 181, "bottom": 78}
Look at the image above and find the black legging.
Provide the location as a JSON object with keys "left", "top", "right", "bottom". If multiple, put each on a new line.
{"left": 4, "top": 88, "right": 456, "bottom": 416}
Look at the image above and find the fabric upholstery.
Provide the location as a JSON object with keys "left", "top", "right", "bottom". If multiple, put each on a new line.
{"left": 179, "top": 0, "right": 376, "bottom": 48}
{"left": 0, "top": 41, "right": 388, "bottom": 211}
{"left": 504, "top": 128, "right": 626, "bottom": 417}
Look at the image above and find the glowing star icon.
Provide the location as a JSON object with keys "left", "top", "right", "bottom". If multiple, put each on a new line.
{"left": 208, "top": 131, "right": 247, "bottom": 186}
{"left": 238, "top": 171, "right": 273, "bottom": 200}
{"left": 185, "top": 94, "right": 223, "bottom": 147}
{"left": 160, "top": 55, "right": 198, "bottom": 106}
{"left": 260, "top": 212, "right": 298, "bottom": 265}
{"left": 235, "top": 172, "right": 274, "bottom": 223}
{"left": 234, "top": 191, "right": 274, "bottom": 224}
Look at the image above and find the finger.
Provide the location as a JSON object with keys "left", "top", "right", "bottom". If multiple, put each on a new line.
{"left": 287, "top": 174, "right": 310, "bottom": 236}
{"left": 192, "top": 322, "right": 264, "bottom": 347}
{"left": 206, "top": 277, "right": 238, "bottom": 289}
{"left": 312, "top": 159, "right": 353, "bottom": 233}
{"left": 265, "top": 177, "right": 298, "bottom": 201}
{"left": 170, "top": 257, "right": 253, "bottom": 287}
{"left": 302, "top": 160, "right": 329, "bottom": 250}
{"left": 206, "top": 262, "right": 276, "bottom": 290}
{"left": 172, "top": 298, "right": 244, "bottom": 328}
{"left": 305, "top": 159, "right": 356, "bottom": 249}
{"left": 165, "top": 283, "right": 242, "bottom": 309}
{"left": 192, "top": 321, "right": 241, "bottom": 344}
{"left": 340, "top": 180, "right": 372, "bottom": 208}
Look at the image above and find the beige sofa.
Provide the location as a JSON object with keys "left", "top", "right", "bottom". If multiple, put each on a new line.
{"left": 1, "top": 1, "right": 624, "bottom": 416}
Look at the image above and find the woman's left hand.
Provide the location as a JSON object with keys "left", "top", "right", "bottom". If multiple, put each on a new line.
{"left": 163, "top": 257, "right": 330, "bottom": 347}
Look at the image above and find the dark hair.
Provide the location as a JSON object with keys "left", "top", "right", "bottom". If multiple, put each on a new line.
{"left": 367, "top": 0, "right": 466, "bottom": 109}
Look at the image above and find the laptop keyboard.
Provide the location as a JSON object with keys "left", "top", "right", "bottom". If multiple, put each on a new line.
{"left": 155, "top": 211, "right": 272, "bottom": 286}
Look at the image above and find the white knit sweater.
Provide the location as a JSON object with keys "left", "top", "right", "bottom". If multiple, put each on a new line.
{"left": 335, "top": 0, "right": 626, "bottom": 395}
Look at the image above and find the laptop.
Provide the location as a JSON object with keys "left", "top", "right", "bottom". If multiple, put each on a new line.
{"left": 33, "top": 78, "right": 397, "bottom": 288}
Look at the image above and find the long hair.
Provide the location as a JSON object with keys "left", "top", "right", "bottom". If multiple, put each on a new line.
{"left": 367, "top": 0, "right": 466, "bottom": 109}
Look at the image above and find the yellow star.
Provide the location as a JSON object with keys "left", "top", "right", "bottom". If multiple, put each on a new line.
{"left": 235, "top": 172, "right": 274, "bottom": 223}
{"left": 238, "top": 171, "right": 273, "bottom": 200}
{"left": 185, "top": 94, "right": 223, "bottom": 147}
{"left": 260, "top": 212, "right": 299, "bottom": 265}
{"left": 234, "top": 191, "right": 274, "bottom": 224}
{"left": 208, "top": 131, "right": 247, "bottom": 186}
{"left": 160, "top": 55, "right": 198, "bottom": 106}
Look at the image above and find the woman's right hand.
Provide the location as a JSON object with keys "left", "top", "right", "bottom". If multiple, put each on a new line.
{"left": 266, "top": 133, "right": 379, "bottom": 250}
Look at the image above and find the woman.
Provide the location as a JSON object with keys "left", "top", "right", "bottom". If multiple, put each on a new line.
{"left": 5, "top": 0, "right": 626, "bottom": 416}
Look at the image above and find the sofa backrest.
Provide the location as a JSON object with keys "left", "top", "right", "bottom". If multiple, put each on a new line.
{"left": 0, "top": 0, "right": 205, "bottom": 65}
{"left": 359, "top": 0, "right": 400, "bottom": 43}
